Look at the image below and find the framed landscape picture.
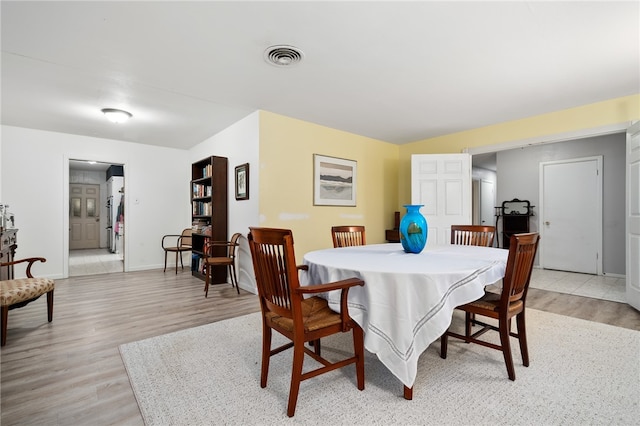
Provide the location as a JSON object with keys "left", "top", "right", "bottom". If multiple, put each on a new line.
{"left": 313, "top": 154, "right": 357, "bottom": 206}
{"left": 235, "top": 163, "right": 249, "bottom": 200}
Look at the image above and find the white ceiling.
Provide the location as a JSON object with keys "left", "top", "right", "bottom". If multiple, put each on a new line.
{"left": 68, "top": 159, "right": 114, "bottom": 172}
{"left": 2, "top": 2, "right": 638, "bottom": 151}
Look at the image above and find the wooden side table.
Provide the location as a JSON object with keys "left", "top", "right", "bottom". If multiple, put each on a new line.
{"left": 0, "top": 229, "right": 18, "bottom": 280}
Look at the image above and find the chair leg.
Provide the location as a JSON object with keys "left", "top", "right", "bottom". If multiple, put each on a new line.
{"left": 230, "top": 263, "right": 240, "bottom": 294}
{"left": 465, "top": 311, "right": 473, "bottom": 339}
{"left": 47, "top": 290, "right": 54, "bottom": 322}
{"left": 175, "top": 251, "right": 179, "bottom": 274}
{"left": 163, "top": 251, "right": 168, "bottom": 272}
{"left": 287, "top": 340, "right": 305, "bottom": 417}
{"left": 204, "top": 263, "right": 210, "bottom": 298}
{"left": 260, "top": 324, "right": 272, "bottom": 388}
{"left": 516, "top": 311, "right": 529, "bottom": 367}
{"left": 499, "top": 318, "right": 516, "bottom": 381}
{"left": 1, "top": 305, "right": 8, "bottom": 346}
{"left": 179, "top": 250, "right": 184, "bottom": 270}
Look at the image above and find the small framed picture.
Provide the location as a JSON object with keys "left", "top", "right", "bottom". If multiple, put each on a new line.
{"left": 313, "top": 154, "right": 357, "bottom": 206}
{"left": 235, "top": 163, "right": 249, "bottom": 200}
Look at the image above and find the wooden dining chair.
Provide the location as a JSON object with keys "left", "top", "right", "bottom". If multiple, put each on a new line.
{"left": 440, "top": 232, "right": 540, "bottom": 381}
{"left": 248, "top": 227, "right": 365, "bottom": 417}
{"left": 451, "top": 225, "right": 497, "bottom": 324}
{"left": 203, "top": 232, "right": 242, "bottom": 297}
{"left": 331, "top": 225, "right": 366, "bottom": 248}
{"left": 450, "top": 225, "right": 496, "bottom": 247}
{"left": 161, "top": 228, "right": 193, "bottom": 274}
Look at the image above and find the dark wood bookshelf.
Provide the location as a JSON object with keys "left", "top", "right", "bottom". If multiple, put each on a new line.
{"left": 191, "top": 156, "right": 228, "bottom": 283}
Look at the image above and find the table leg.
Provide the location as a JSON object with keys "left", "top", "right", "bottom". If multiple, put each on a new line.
{"left": 403, "top": 385, "right": 413, "bottom": 400}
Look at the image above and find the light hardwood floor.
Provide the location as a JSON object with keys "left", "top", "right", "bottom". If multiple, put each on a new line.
{"left": 1, "top": 270, "right": 639, "bottom": 425}
{"left": 1, "top": 270, "right": 260, "bottom": 425}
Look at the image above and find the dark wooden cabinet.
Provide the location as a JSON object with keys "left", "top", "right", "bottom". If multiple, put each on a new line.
{"left": 0, "top": 229, "right": 18, "bottom": 280}
{"left": 191, "top": 156, "right": 228, "bottom": 283}
{"left": 498, "top": 199, "right": 534, "bottom": 249}
{"left": 385, "top": 211, "right": 401, "bottom": 243}
{"left": 502, "top": 215, "right": 531, "bottom": 248}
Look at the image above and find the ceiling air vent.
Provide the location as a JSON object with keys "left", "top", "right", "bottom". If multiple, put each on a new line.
{"left": 264, "top": 45, "right": 304, "bottom": 67}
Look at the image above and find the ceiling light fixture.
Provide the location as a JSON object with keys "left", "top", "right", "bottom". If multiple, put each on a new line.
{"left": 101, "top": 108, "right": 132, "bottom": 123}
{"left": 264, "top": 45, "right": 304, "bottom": 67}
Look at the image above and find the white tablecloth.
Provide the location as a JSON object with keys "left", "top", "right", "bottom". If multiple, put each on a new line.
{"left": 302, "top": 243, "right": 508, "bottom": 388}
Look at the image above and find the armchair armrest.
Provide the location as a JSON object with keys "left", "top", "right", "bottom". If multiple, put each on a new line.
{"left": 177, "top": 236, "right": 192, "bottom": 249}
{"left": 296, "top": 277, "right": 363, "bottom": 294}
{"left": 162, "top": 235, "right": 191, "bottom": 250}
{"left": 0, "top": 257, "right": 46, "bottom": 278}
{"left": 296, "top": 277, "right": 364, "bottom": 331}
{"left": 161, "top": 234, "right": 181, "bottom": 248}
{"left": 203, "top": 239, "right": 237, "bottom": 256}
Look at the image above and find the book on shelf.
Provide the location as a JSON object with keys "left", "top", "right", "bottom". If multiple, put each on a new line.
{"left": 192, "top": 183, "right": 212, "bottom": 198}
{"left": 201, "top": 164, "right": 212, "bottom": 178}
{"left": 192, "top": 201, "right": 212, "bottom": 216}
{"left": 191, "top": 219, "right": 209, "bottom": 233}
{"left": 191, "top": 254, "right": 206, "bottom": 274}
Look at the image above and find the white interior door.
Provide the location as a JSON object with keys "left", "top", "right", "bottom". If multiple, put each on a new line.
{"left": 626, "top": 121, "right": 640, "bottom": 311}
{"left": 411, "top": 154, "right": 471, "bottom": 247}
{"left": 540, "top": 157, "right": 602, "bottom": 274}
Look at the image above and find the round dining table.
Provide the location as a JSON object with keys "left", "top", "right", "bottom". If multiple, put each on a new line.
{"left": 302, "top": 242, "right": 508, "bottom": 399}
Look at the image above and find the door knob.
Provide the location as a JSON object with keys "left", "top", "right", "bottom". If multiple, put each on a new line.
{"left": 545, "top": 221, "right": 550, "bottom": 225}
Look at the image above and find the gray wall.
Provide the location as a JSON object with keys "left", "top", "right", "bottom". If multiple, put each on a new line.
{"left": 496, "top": 133, "right": 625, "bottom": 275}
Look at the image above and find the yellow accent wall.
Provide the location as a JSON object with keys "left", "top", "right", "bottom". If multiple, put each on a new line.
{"left": 258, "top": 111, "right": 399, "bottom": 259}
{"left": 253, "top": 95, "right": 638, "bottom": 260}
{"left": 397, "top": 94, "right": 640, "bottom": 208}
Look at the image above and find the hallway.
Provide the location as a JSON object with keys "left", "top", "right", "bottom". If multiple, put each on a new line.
{"left": 529, "top": 268, "right": 626, "bottom": 304}
{"left": 69, "top": 248, "right": 123, "bottom": 276}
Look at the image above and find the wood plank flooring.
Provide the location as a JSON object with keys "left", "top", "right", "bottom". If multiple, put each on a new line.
{"left": 1, "top": 270, "right": 260, "bottom": 425}
{"left": 1, "top": 269, "right": 639, "bottom": 425}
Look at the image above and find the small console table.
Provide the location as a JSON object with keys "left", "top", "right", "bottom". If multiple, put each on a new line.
{"left": 0, "top": 229, "right": 18, "bottom": 280}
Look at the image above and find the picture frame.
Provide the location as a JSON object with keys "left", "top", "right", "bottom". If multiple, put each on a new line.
{"left": 313, "top": 154, "right": 357, "bottom": 206}
{"left": 235, "top": 163, "right": 249, "bottom": 200}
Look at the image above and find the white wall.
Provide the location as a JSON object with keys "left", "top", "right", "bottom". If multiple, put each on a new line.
{"left": 1, "top": 125, "right": 190, "bottom": 278}
{"left": 496, "top": 133, "right": 625, "bottom": 275}
{"left": 189, "top": 111, "right": 260, "bottom": 293}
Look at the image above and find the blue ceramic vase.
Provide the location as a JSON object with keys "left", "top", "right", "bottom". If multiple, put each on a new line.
{"left": 399, "top": 204, "right": 428, "bottom": 253}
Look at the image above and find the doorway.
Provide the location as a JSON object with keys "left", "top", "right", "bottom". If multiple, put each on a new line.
{"left": 539, "top": 156, "right": 602, "bottom": 274}
{"left": 68, "top": 160, "right": 124, "bottom": 276}
{"left": 69, "top": 184, "right": 101, "bottom": 249}
{"left": 470, "top": 129, "right": 626, "bottom": 303}
{"left": 480, "top": 179, "right": 495, "bottom": 228}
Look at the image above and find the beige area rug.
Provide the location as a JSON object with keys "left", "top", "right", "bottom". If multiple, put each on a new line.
{"left": 120, "top": 309, "right": 639, "bottom": 425}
